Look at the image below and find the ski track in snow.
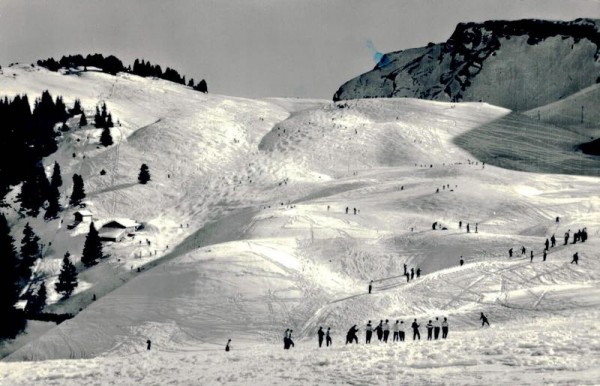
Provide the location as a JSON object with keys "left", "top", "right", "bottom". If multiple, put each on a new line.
{"left": 0, "top": 66, "right": 599, "bottom": 385}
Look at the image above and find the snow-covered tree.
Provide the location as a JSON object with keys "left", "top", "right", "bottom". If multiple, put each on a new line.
{"left": 100, "top": 126, "right": 113, "bottom": 146}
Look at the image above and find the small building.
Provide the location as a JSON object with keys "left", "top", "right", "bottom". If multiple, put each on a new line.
{"left": 99, "top": 218, "right": 142, "bottom": 242}
{"left": 73, "top": 210, "right": 93, "bottom": 223}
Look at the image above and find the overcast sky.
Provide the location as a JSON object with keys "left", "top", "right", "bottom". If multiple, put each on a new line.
{"left": 0, "top": 0, "right": 599, "bottom": 99}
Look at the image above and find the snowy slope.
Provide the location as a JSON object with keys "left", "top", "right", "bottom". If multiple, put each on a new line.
{"left": 1, "top": 66, "right": 600, "bottom": 385}
{"left": 334, "top": 19, "right": 600, "bottom": 112}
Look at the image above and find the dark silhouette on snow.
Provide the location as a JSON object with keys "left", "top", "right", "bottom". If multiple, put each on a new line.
{"left": 543, "top": 250, "right": 547, "bottom": 261}
{"left": 509, "top": 248, "right": 513, "bottom": 257}
{"left": 442, "top": 317, "right": 449, "bottom": 339}
{"left": 466, "top": 223, "right": 470, "bottom": 233}
{"left": 416, "top": 268, "right": 421, "bottom": 278}
{"left": 326, "top": 327, "right": 332, "bottom": 347}
{"left": 426, "top": 320, "right": 434, "bottom": 340}
{"left": 399, "top": 321, "right": 405, "bottom": 341}
{"left": 318, "top": 327, "right": 325, "bottom": 347}
{"left": 530, "top": 251, "right": 534, "bottom": 263}
{"left": 571, "top": 252, "right": 579, "bottom": 265}
{"left": 412, "top": 319, "right": 421, "bottom": 340}
{"left": 545, "top": 238, "right": 550, "bottom": 251}
{"left": 480, "top": 313, "right": 490, "bottom": 327}
{"left": 564, "top": 230, "right": 570, "bottom": 245}
{"left": 460, "top": 256, "right": 464, "bottom": 266}
{"left": 521, "top": 246, "right": 526, "bottom": 256}
{"left": 383, "top": 320, "right": 390, "bottom": 342}
{"left": 376, "top": 320, "right": 383, "bottom": 341}
{"left": 346, "top": 325, "right": 359, "bottom": 344}
{"left": 147, "top": 340, "right": 151, "bottom": 350}
{"left": 365, "top": 321, "right": 373, "bottom": 344}
{"left": 368, "top": 280, "right": 373, "bottom": 294}
{"left": 550, "top": 234, "right": 556, "bottom": 247}
{"left": 434, "top": 317, "right": 441, "bottom": 340}
{"left": 410, "top": 268, "right": 415, "bottom": 280}
{"left": 225, "top": 339, "right": 231, "bottom": 352}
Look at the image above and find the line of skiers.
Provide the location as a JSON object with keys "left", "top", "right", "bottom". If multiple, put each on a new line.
{"left": 458, "top": 221, "right": 478, "bottom": 233}
{"left": 344, "top": 318, "right": 450, "bottom": 344}
{"left": 507, "top": 227, "right": 588, "bottom": 263}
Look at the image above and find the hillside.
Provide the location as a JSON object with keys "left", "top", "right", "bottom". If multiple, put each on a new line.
{"left": 334, "top": 19, "right": 600, "bottom": 112}
{"left": 0, "top": 66, "right": 599, "bottom": 384}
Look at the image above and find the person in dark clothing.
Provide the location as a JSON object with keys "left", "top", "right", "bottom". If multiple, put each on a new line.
{"left": 571, "top": 252, "right": 579, "bottom": 265}
{"left": 564, "top": 230, "right": 570, "bottom": 245}
{"left": 288, "top": 330, "right": 295, "bottom": 348}
{"left": 459, "top": 221, "right": 462, "bottom": 229}
{"left": 466, "top": 224, "right": 470, "bottom": 233}
{"left": 573, "top": 230, "right": 579, "bottom": 244}
{"left": 353, "top": 208, "right": 357, "bottom": 215}
{"left": 399, "top": 321, "right": 405, "bottom": 341}
{"left": 225, "top": 339, "right": 231, "bottom": 352}
{"left": 365, "top": 321, "right": 373, "bottom": 344}
{"left": 556, "top": 216, "right": 560, "bottom": 223}
{"left": 543, "top": 250, "right": 547, "bottom": 262}
{"left": 284, "top": 329, "right": 289, "bottom": 349}
{"left": 403, "top": 264, "right": 407, "bottom": 275}
{"left": 411, "top": 319, "right": 421, "bottom": 340}
{"left": 545, "top": 238, "right": 549, "bottom": 251}
{"left": 405, "top": 272, "right": 410, "bottom": 282}
{"left": 410, "top": 268, "right": 415, "bottom": 280}
{"left": 326, "top": 328, "right": 332, "bottom": 347}
{"left": 426, "top": 320, "right": 434, "bottom": 340}
{"left": 530, "top": 251, "right": 534, "bottom": 263}
{"left": 147, "top": 339, "right": 152, "bottom": 350}
{"left": 441, "top": 317, "right": 449, "bottom": 339}
{"left": 345, "top": 207, "right": 349, "bottom": 214}
{"left": 582, "top": 228, "right": 588, "bottom": 242}
{"left": 368, "top": 280, "right": 373, "bottom": 294}
{"left": 432, "top": 222, "right": 437, "bottom": 230}
{"left": 551, "top": 234, "right": 556, "bottom": 247}
{"left": 480, "top": 313, "right": 490, "bottom": 327}
{"left": 521, "top": 246, "right": 526, "bottom": 256}
{"left": 475, "top": 223, "right": 478, "bottom": 233}
{"left": 346, "top": 325, "right": 359, "bottom": 344}
{"left": 460, "top": 256, "right": 464, "bottom": 266}
{"left": 376, "top": 320, "right": 383, "bottom": 341}
{"left": 508, "top": 248, "right": 513, "bottom": 258}
{"left": 434, "top": 317, "right": 441, "bottom": 340}
{"left": 393, "top": 320, "right": 400, "bottom": 342}
{"left": 318, "top": 327, "right": 325, "bottom": 347}
{"left": 416, "top": 268, "right": 421, "bottom": 278}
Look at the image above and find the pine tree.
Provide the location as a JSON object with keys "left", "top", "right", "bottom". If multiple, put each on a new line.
{"left": 188, "top": 78, "right": 194, "bottom": 88}
{"left": 138, "top": 163, "right": 151, "bottom": 184}
{"left": 70, "top": 99, "right": 82, "bottom": 116}
{"left": 20, "top": 223, "right": 41, "bottom": 278}
{"left": 94, "top": 106, "right": 104, "bottom": 128}
{"left": 44, "top": 184, "right": 61, "bottom": 220}
{"left": 197, "top": 79, "right": 208, "bottom": 93}
{"left": 106, "top": 113, "right": 114, "bottom": 128}
{"left": 19, "top": 162, "right": 50, "bottom": 216}
{"left": 0, "top": 213, "right": 24, "bottom": 338}
{"left": 81, "top": 223, "right": 103, "bottom": 266}
{"left": 55, "top": 252, "right": 78, "bottom": 297}
{"left": 25, "top": 282, "right": 46, "bottom": 314}
{"left": 50, "top": 161, "right": 62, "bottom": 188}
{"left": 79, "top": 111, "right": 88, "bottom": 127}
{"left": 69, "top": 174, "right": 86, "bottom": 206}
{"left": 100, "top": 127, "right": 113, "bottom": 146}
{"left": 60, "top": 122, "right": 70, "bottom": 132}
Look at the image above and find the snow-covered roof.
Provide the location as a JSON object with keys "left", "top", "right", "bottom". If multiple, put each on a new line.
{"left": 74, "top": 210, "right": 93, "bottom": 217}
{"left": 101, "top": 218, "right": 141, "bottom": 229}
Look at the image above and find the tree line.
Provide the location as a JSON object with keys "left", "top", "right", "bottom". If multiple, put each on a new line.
{"left": 37, "top": 54, "right": 208, "bottom": 93}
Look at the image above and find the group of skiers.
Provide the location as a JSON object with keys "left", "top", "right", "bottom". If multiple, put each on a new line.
{"left": 506, "top": 226, "right": 588, "bottom": 264}
{"left": 344, "top": 318, "right": 450, "bottom": 344}
{"left": 458, "top": 221, "right": 478, "bottom": 233}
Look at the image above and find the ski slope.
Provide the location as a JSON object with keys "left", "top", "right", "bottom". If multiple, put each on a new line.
{"left": 1, "top": 65, "right": 599, "bottom": 385}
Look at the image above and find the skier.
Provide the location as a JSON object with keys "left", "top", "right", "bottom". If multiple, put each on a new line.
{"left": 225, "top": 339, "right": 231, "bottom": 352}
{"left": 365, "top": 321, "right": 373, "bottom": 344}
{"left": 564, "top": 230, "right": 570, "bottom": 245}
{"left": 410, "top": 268, "right": 415, "bottom": 280}
{"left": 399, "top": 321, "right": 406, "bottom": 341}
{"left": 551, "top": 234, "right": 556, "bottom": 247}
{"left": 459, "top": 220, "right": 462, "bottom": 229}
{"left": 283, "top": 329, "right": 290, "bottom": 349}
{"left": 543, "top": 250, "right": 547, "bottom": 262}
{"left": 508, "top": 248, "right": 513, "bottom": 258}
{"left": 318, "top": 326, "right": 325, "bottom": 347}
{"left": 345, "top": 325, "right": 359, "bottom": 344}
{"left": 530, "top": 251, "right": 534, "bottom": 263}
{"left": 405, "top": 272, "right": 410, "bottom": 282}
{"left": 582, "top": 228, "right": 588, "bottom": 242}
{"left": 146, "top": 339, "right": 151, "bottom": 350}
{"left": 434, "top": 317, "right": 441, "bottom": 340}
{"left": 411, "top": 319, "right": 421, "bottom": 340}
{"left": 403, "top": 264, "right": 407, "bottom": 275}
{"left": 416, "top": 268, "right": 421, "bottom": 278}
{"left": 368, "top": 280, "right": 373, "bottom": 294}
{"left": 460, "top": 256, "right": 464, "bottom": 266}
{"left": 393, "top": 320, "right": 400, "bottom": 342}
{"left": 432, "top": 221, "right": 437, "bottom": 230}
{"left": 521, "top": 246, "right": 526, "bottom": 256}
{"left": 345, "top": 207, "right": 349, "bottom": 214}
{"left": 475, "top": 223, "right": 478, "bottom": 233}
{"left": 383, "top": 320, "right": 390, "bottom": 343}
{"left": 556, "top": 216, "right": 560, "bottom": 223}
{"left": 288, "top": 330, "right": 295, "bottom": 348}
{"left": 545, "top": 238, "right": 549, "bottom": 251}
{"left": 571, "top": 252, "right": 579, "bottom": 265}
{"left": 426, "top": 320, "right": 434, "bottom": 340}
{"left": 376, "top": 320, "right": 383, "bottom": 341}
{"left": 466, "top": 223, "right": 470, "bottom": 233}
{"left": 326, "top": 328, "right": 332, "bottom": 346}
{"left": 480, "top": 312, "right": 490, "bottom": 327}
{"left": 441, "top": 317, "right": 449, "bottom": 339}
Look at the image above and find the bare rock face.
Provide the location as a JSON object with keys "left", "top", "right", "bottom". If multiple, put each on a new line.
{"left": 334, "top": 19, "right": 600, "bottom": 111}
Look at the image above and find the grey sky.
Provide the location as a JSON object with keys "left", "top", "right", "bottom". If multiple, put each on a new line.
{"left": 0, "top": 0, "right": 598, "bottom": 98}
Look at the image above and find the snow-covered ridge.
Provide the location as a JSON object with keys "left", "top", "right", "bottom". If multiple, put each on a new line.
{"left": 334, "top": 19, "right": 600, "bottom": 112}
